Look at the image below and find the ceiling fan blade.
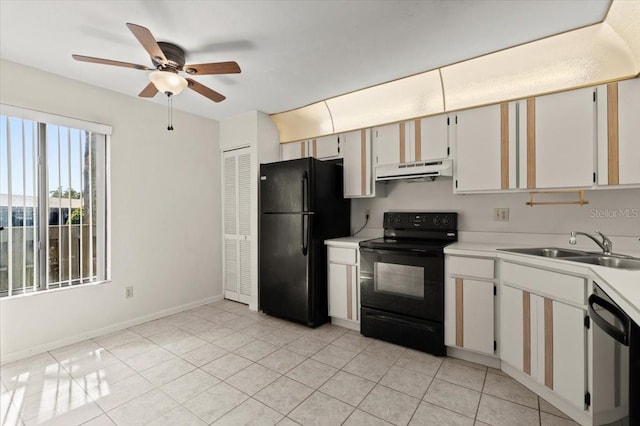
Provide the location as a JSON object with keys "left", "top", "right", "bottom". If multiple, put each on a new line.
{"left": 186, "top": 78, "right": 226, "bottom": 103}
{"left": 72, "top": 54, "right": 151, "bottom": 70}
{"left": 183, "top": 61, "right": 241, "bottom": 75}
{"left": 138, "top": 82, "right": 158, "bottom": 98}
{"left": 126, "top": 23, "right": 167, "bottom": 63}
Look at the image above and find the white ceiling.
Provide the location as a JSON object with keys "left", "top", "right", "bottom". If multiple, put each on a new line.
{"left": 0, "top": 0, "right": 611, "bottom": 122}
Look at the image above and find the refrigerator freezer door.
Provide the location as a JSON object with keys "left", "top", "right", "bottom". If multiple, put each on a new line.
{"left": 260, "top": 158, "right": 315, "bottom": 213}
{"left": 259, "top": 213, "right": 312, "bottom": 324}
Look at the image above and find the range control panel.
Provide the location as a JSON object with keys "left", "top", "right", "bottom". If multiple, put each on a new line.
{"left": 384, "top": 212, "right": 458, "bottom": 231}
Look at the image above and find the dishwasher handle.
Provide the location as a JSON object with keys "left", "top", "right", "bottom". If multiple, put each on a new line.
{"left": 588, "top": 294, "right": 629, "bottom": 346}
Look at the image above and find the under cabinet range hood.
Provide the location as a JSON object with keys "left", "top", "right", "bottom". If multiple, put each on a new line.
{"left": 375, "top": 159, "right": 453, "bottom": 182}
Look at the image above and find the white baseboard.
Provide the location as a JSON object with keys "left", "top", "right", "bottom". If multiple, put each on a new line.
{"left": 446, "top": 346, "right": 501, "bottom": 369}
{"left": 330, "top": 317, "right": 360, "bottom": 331}
{"left": 1, "top": 294, "right": 224, "bottom": 364}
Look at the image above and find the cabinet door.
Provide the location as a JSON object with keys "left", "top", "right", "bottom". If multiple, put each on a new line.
{"left": 501, "top": 285, "right": 531, "bottom": 375}
{"left": 446, "top": 277, "right": 494, "bottom": 355}
{"left": 415, "top": 115, "right": 449, "bottom": 162}
{"left": 617, "top": 79, "right": 640, "bottom": 185}
{"left": 462, "top": 279, "right": 494, "bottom": 355}
{"left": 455, "top": 103, "right": 517, "bottom": 191}
{"left": 343, "top": 129, "right": 374, "bottom": 197}
{"left": 328, "top": 263, "right": 358, "bottom": 321}
{"left": 280, "top": 141, "right": 308, "bottom": 161}
{"left": 521, "top": 87, "right": 596, "bottom": 189}
{"left": 597, "top": 79, "right": 640, "bottom": 185}
{"left": 546, "top": 300, "right": 587, "bottom": 412}
{"left": 373, "top": 123, "right": 402, "bottom": 166}
{"left": 312, "top": 135, "right": 341, "bottom": 159}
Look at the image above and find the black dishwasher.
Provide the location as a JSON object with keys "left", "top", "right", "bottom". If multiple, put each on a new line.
{"left": 589, "top": 283, "right": 639, "bottom": 426}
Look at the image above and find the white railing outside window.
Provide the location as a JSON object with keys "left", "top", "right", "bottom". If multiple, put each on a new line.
{"left": 0, "top": 107, "right": 110, "bottom": 298}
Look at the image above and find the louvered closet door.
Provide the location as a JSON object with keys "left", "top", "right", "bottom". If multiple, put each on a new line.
{"left": 222, "top": 147, "right": 252, "bottom": 304}
{"left": 237, "top": 152, "right": 252, "bottom": 304}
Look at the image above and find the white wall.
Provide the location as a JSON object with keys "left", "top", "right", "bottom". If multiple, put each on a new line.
{"left": 352, "top": 179, "right": 640, "bottom": 250}
{"left": 0, "top": 60, "right": 222, "bottom": 360}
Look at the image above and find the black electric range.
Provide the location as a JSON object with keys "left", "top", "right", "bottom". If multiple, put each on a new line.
{"left": 359, "top": 212, "right": 458, "bottom": 356}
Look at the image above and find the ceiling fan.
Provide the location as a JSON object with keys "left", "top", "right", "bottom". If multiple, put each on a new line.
{"left": 72, "top": 23, "right": 240, "bottom": 105}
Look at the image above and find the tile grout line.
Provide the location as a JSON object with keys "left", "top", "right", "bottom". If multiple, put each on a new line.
{"left": 474, "top": 366, "right": 489, "bottom": 424}
{"left": 4, "top": 301, "right": 575, "bottom": 426}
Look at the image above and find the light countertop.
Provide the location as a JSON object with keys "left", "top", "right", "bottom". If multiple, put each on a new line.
{"left": 324, "top": 236, "right": 374, "bottom": 248}
{"left": 445, "top": 242, "right": 640, "bottom": 325}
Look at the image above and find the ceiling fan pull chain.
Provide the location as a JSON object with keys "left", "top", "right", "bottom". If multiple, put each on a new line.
{"left": 167, "top": 94, "right": 174, "bottom": 131}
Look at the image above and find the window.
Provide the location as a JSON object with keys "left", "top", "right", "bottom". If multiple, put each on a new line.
{"left": 0, "top": 107, "right": 110, "bottom": 297}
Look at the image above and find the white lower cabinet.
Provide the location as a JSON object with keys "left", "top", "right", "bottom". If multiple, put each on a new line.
{"left": 445, "top": 255, "right": 496, "bottom": 356}
{"left": 500, "top": 261, "right": 589, "bottom": 423}
{"left": 328, "top": 263, "right": 358, "bottom": 322}
{"left": 325, "top": 240, "right": 364, "bottom": 330}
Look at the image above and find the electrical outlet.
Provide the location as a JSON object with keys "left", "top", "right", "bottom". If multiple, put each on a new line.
{"left": 365, "top": 209, "right": 371, "bottom": 217}
{"left": 494, "top": 208, "right": 509, "bottom": 222}
{"left": 125, "top": 286, "right": 134, "bottom": 299}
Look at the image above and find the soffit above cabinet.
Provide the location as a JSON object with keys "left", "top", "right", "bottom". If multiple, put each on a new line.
{"left": 271, "top": 0, "right": 640, "bottom": 143}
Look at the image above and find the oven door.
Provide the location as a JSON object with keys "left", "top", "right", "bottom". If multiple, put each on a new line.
{"left": 360, "top": 247, "right": 443, "bottom": 322}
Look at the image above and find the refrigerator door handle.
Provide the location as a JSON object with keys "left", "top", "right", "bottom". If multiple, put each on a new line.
{"left": 302, "top": 171, "right": 309, "bottom": 213}
{"left": 301, "top": 214, "right": 309, "bottom": 256}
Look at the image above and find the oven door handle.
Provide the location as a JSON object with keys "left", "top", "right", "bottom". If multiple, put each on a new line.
{"left": 588, "top": 294, "right": 629, "bottom": 346}
{"left": 360, "top": 247, "right": 439, "bottom": 256}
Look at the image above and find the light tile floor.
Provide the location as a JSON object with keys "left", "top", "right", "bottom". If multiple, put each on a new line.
{"left": 1, "top": 300, "right": 581, "bottom": 426}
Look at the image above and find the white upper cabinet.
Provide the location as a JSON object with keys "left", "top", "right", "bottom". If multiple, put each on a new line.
{"left": 373, "top": 123, "right": 402, "bottom": 166}
{"left": 280, "top": 140, "right": 309, "bottom": 161}
{"left": 416, "top": 115, "right": 449, "bottom": 162}
{"left": 343, "top": 129, "right": 379, "bottom": 198}
{"left": 374, "top": 115, "right": 449, "bottom": 167}
{"left": 311, "top": 135, "right": 342, "bottom": 160}
{"left": 596, "top": 78, "right": 640, "bottom": 186}
{"left": 282, "top": 135, "right": 342, "bottom": 161}
{"left": 518, "top": 87, "right": 596, "bottom": 189}
{"left": 454, "top": 103, "right": 517, "bottom": 192}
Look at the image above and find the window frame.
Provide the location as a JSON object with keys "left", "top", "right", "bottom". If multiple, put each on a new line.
{"left": 0, "top": 104, "right": 112, "bottom": 298}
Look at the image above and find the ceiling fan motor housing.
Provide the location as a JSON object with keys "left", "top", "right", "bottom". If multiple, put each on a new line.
{"left": 154, "top": 42, "right": 186, "bottom": 72}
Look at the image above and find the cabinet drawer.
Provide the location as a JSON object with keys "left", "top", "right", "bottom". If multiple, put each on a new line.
{"left": 448, "top": 256, "right": 494, "bottom": 279}
{"left": 328, "top": 247, "right": 357, "bottom": 264}
{"left": 502, "top": 262, "right": 586, "bottom": 305}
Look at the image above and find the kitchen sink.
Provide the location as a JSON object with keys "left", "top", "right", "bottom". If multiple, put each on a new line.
{"left": 563, "top": 255, "right": 640, "bottom": 270}
{"left": 501, "top": 247, "right": 590, "bottom": 258}
{"left": 500, "top": 247, "right": 640, "bottom": 270}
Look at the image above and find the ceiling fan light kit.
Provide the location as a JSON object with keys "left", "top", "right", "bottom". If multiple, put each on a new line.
{"left": 149, "top": 70, "right": 187, "bottom": 95}
{"left": 72, "top": 22, "right": 241, "bottom": 130}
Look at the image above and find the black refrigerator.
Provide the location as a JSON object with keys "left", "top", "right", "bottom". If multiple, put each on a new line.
{"left": 259, "top": 157, "right": 351, "bottom": 327}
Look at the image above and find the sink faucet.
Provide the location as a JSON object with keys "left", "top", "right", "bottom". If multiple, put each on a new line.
{"left": 569, "top": 231, "right": 613, "bottom": 255}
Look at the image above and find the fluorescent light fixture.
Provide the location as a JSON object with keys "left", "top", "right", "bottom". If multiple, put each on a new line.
{"left": 271, "top": 0, "right": 640, "bottom": 143}
{"left": 326, "top": 70, "right": 443, "bottom": 134}
{"left": 149, "top": 70, "right": 188, "bottom": 95}
{"left": 441, "top": 23, "right": 637, "bottom": 111}
{"left": 270, "top": 101, "right": 334, "bottom": 143}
